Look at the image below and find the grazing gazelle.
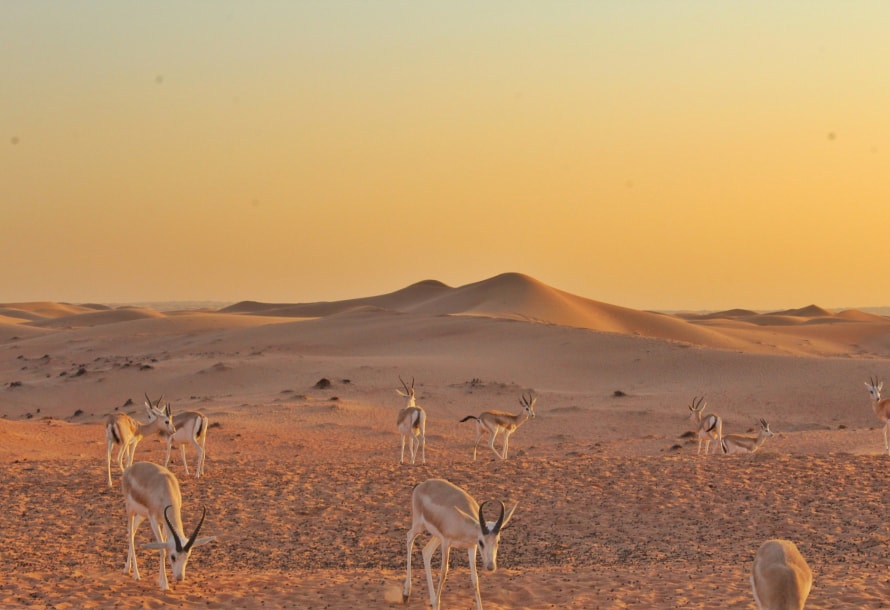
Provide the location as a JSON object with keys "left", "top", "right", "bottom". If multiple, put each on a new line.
{"left": 106, "top": 399, "right": 175, "bottom": 486}
{"left": 722, "top": 419, "right": 774, "bottom": 455}
{"left": 396, "top": 376, "right": 427, "bottom": 465}
{"left": 688, "top": 396, "right": 722, "bottom": 455}
{"left": 122, "top": 462, "right": 215, "bottom": 591}
{"left": 864, "top": 377, "right": 890, "bottom": 454}
{"left": 751, "top": 539, "right": 812, "bottom": 610}
{"left": 146, "top": 395, "right": 209, "bottom": 478}
{"left": 403, "top": 478, "right": 517, "bottom": 610}
{"left": 459, "top": 392, "right": 537, "bottom": 460}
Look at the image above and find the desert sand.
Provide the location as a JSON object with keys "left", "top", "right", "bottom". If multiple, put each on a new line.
{"left": 2, "top": 272, "right": 890, "bottom": 609}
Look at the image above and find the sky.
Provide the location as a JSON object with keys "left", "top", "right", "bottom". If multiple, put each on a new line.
{"left": 3, "top": 2, "right": 890, "bottom": 311}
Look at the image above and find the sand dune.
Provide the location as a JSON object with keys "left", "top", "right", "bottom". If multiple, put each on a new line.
{"left": 3, "top": 274, "right": 890, "bottom": 608}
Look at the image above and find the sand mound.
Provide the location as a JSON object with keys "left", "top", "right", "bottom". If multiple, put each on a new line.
{"left": 29, "top": 306, "right": 166, "bottom": 328}
{"left": 208, "top": 273, "right": 890, "bottom": 357}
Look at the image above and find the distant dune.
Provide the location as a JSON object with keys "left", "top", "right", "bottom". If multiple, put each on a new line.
{"left": 213, "top": 272, "right": 889, "bottom": 356}
{"left": 4, "top": 272, "right": 890, "bottom": 357}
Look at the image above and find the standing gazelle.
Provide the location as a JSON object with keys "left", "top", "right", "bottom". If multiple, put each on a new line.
{"left": 403, "top": 478, "right": 517, "bottom": 610}
{"left": 147, "top": 395, "right": 209, "bottom": 478}
{"left": 396, "top": 376, "right": 427, "bottom": 465}
{"left": 751, "top": 539, "right": 812, "bottom": 610}
{"left": 864, "top": 377, "right": 890, "bottom": 454}
{"left": 459, "top": 392, "right": 536, "bottom": 460}
{"left": 122, "top": 462, "right": 215, "bottom": 591}
{"left": 688, "top": 396, "right": 722, "bottom": 455}
{"left": 106, "top": 398, "right": 175, "bottom": 486}
{"left": 721, "top": 419, "right": 774, "bottom": 455}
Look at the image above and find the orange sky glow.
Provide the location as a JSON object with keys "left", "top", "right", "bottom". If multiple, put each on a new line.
{"left": 2, "top": 2, "right": 890, "bottom": 311}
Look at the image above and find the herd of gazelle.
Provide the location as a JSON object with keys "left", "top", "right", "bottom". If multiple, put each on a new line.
{"left": 688, "top": 396, "right": 774, "bottom": 455}
{"left": 99, "top": 375, "right": 889, "bottom": 604}
{"left": 106, "top": 394, "right": 208, "bottom": 486}
{"left": 396, "top": 376, "right": 537, "bottom": 464}
{"left": 106, "top": 394, "right": 212, "bottom": 590}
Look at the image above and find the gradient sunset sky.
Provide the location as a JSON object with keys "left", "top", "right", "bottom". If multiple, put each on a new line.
{"left": 3, "top": 2, "right": 889, "bottom": 311}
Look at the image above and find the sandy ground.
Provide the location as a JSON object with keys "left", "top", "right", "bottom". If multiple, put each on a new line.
{"left": 3, "top": 274, "right": 890, "bottom": 608}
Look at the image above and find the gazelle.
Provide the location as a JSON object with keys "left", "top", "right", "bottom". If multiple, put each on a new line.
{"left": 722, "top": 419, "right": 774, "bottom": 454}
{"left": 146, "top": 395, "right": 209, "bottom": 478}
{"left": 688, "top": 396, "right": 722, "bottom": 455}
{"left": 751, "top": 539, "right": 813, "bottom": 610}
{"left": 864, "top": 377, "right": 890, "bottom": 454}
{"left": 396, "top": 376, "right": 427, "bottom": 465}
{"left": 403, "top": 478, "right": 517, "bottom": 610}
{"left": 122, "top": 461, "right": 215, "bottom": 591}
{"left": 459, "top": 392, "right": 536, "bottom": 460}
{"left": 106, "top": 398, "right": 175, "bottom": 486}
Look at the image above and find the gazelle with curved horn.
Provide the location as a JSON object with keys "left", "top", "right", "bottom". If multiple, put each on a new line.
{"left": 459, "top": 392, "right": 536, "bottom": 460}
{"left": 396, "top": 376, "right": 427, "bottom": 464}
{"left": 105, "top": 397, "right": 175, "bottom": 486}
{"left": 403, "top": 478, "right": 518, "bottom": 610}
{"left": 688, "top": 396, "right": 722, "bottom": 455}
{"left": 122, "top": 461, "right": 215, "bottom": 591}
{"left": 751, "top": 539, "right": 812, "bottom": 609}
{"left": 148, "top": 395, "right": 209, "bottom": 478}
{"left": 864, "top": 377, "right": 890, "bottom": 454}
{"left": 721, "top": 419, "right": 775, "bottom": 454}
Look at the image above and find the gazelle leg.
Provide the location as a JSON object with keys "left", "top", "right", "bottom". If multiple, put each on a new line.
{"left": 488, "top": 427, "right": 504, "bottom": 459}
{"left": 117, "top": 445, "right": 127, "bottom": 472}
{"left": 884, "top": 423, "right": 890, "bottom": 454}
{"left": 503, "top": 431, "right": 513, "bottom": 459}
{"left": 164, "top": 439, "right": 173, "bottom": 468}
{"left": 107, "top": 441, "right": 114, "bottom": 486}
{"left": 400, "top": 435, "right": 407, "bottom": 464}
{"left": 125, "top": 513, "right": 144, "bottom": 579}
{"left": 147, "top": 516, "right": 169, "bottom": 591}
{"left": 403, "top": 530, "right": 420, "bottom": 602}
{"left": 180, "top": 444, "right": 191, "bottom": 475}
{"left": 434, "top": 543, "right": 451, "bottom": 610}
{"left": 468, "top": 546, "right": 483, "bottom": 610}
{"left": 472, "top": 425, "right": 484, "bottom": 461}
{"left": 422, "top": 537, "right": 442, "bottom": 609}
{"left": 196, "top": 437, "right": 206, "bottom": 477}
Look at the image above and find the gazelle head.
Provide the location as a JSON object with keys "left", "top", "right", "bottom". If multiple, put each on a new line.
{"left": 688, "top": 396, "right": 706, "bottom": 421}
{"left": 759, "top": 418, "right": 774, "bottom": 438}
{"left": 144, "top": 393, "right": 175, "bottom": 434}
{"left": 142, "top": 505, "right": 215, "bottom": 583}
{"left": 519, "top": 392, "right": 537, "bottom": 419}
{"left": 396, "top": 376, "right": 416, "bottom": 407}
{"left": 865, "top": 377, "right": 883, "bottom": 401}
{"left": 459, "top": 500, "right": 518, "bottom": 572}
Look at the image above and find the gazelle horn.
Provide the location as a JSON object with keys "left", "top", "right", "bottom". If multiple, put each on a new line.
{"left": 478, "top": 500, "right": 506, "bottom": 535}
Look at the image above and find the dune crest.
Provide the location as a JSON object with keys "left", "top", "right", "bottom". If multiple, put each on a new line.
{"left": 210, "top": 272, "right": 890, "bottom": 356}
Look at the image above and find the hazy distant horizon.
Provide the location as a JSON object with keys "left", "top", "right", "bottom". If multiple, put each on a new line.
{"left": 35, "top": 272, "right": 890, "bottom": 318}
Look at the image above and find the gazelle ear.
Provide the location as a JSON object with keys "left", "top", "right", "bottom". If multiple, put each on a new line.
{"left": 189, "top": 536, "right": 216, "bottom": 548}
{"left": 396, "top": 389, "right": 408, "bottom": 397}
{"left": 142, "top": 541, "right": 169, "bottom": 550}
